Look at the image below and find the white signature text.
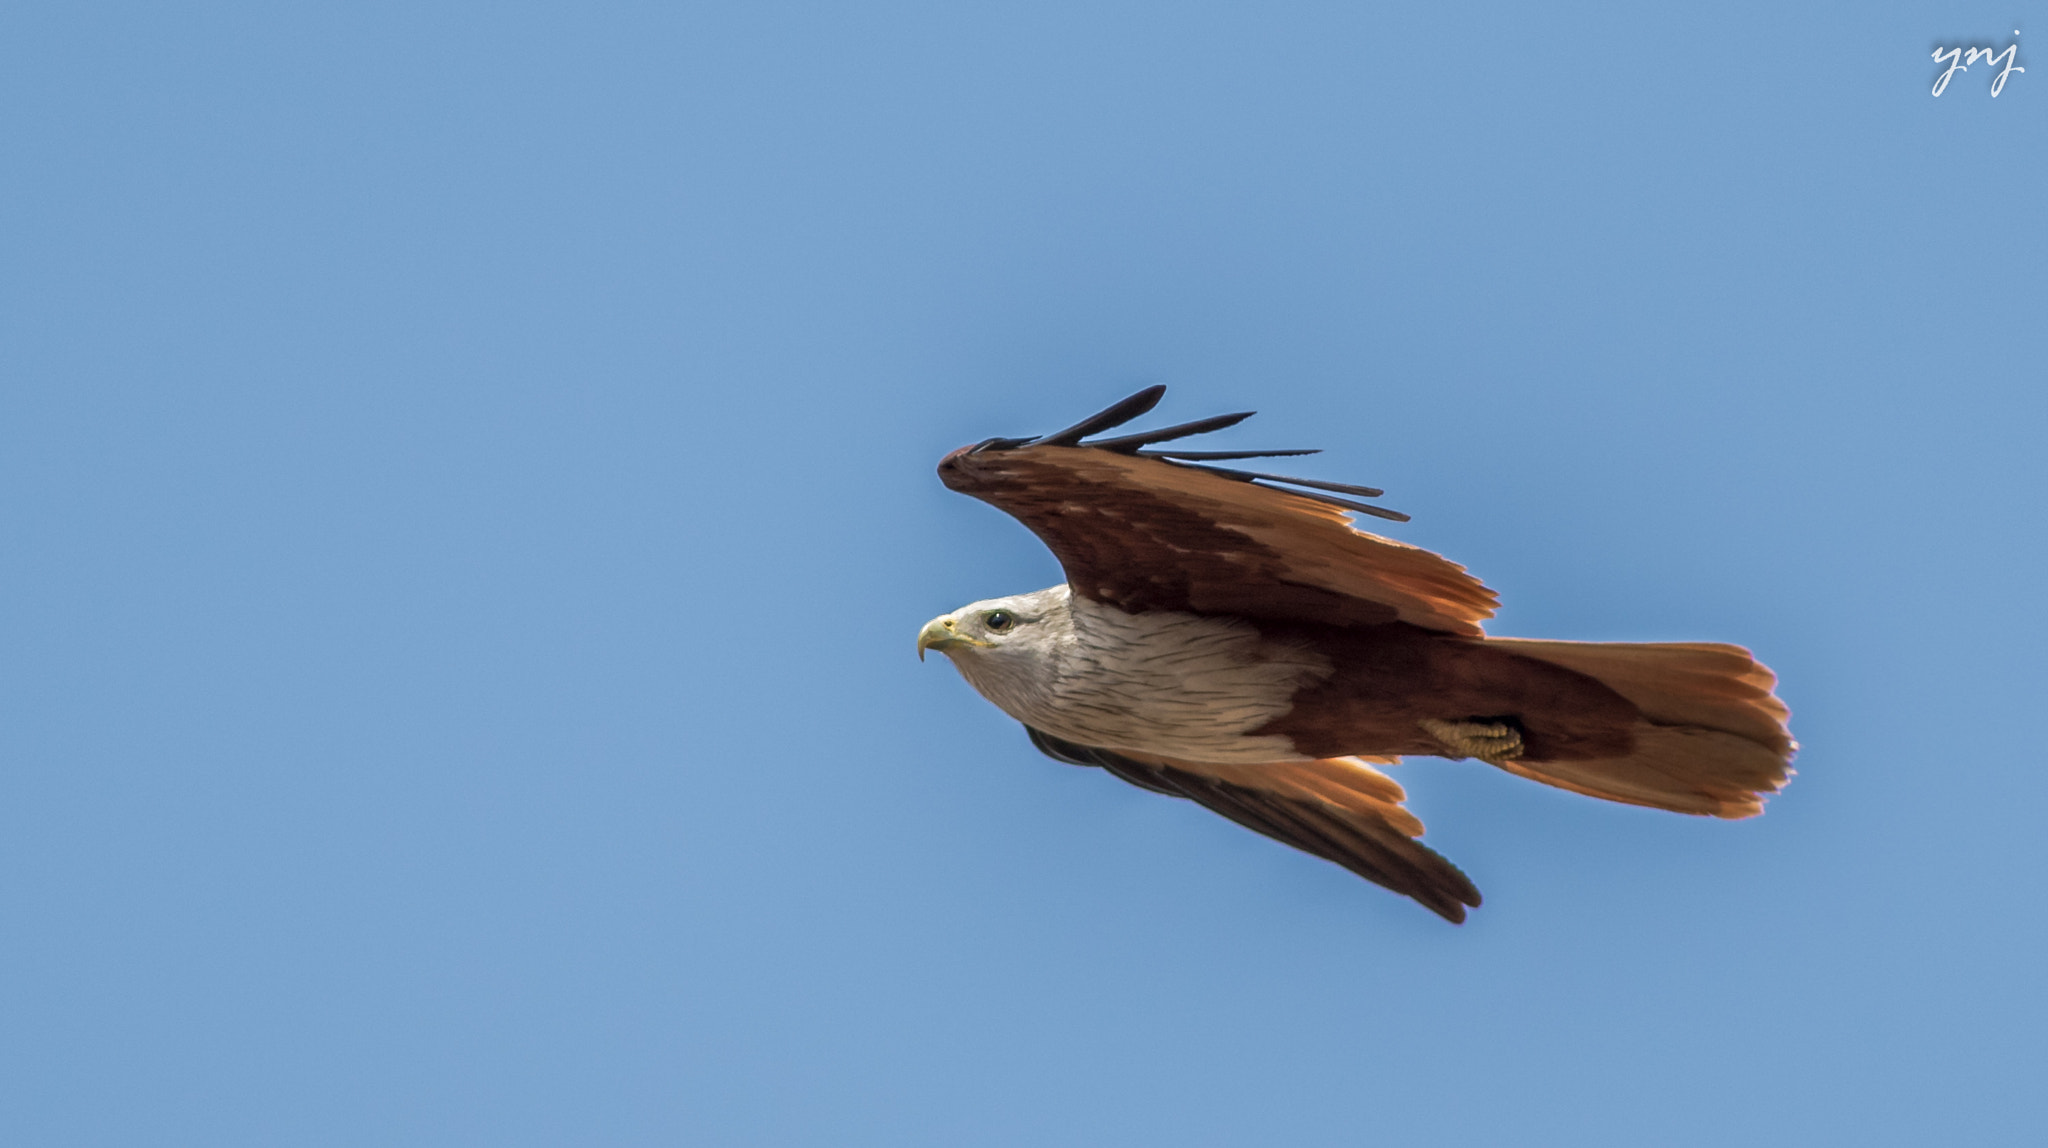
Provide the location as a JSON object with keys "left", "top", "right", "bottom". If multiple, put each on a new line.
{"left": 1932, "top": 36, "right": 2025, "bottom": 97}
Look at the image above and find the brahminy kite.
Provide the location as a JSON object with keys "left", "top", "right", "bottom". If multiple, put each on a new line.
{"left": 918, "top": 387, "right": 1794, "bottom": 922}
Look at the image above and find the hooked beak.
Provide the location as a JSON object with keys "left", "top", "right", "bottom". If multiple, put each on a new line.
{"left": 917, "top": 614, "right": 990, "bottom": 661}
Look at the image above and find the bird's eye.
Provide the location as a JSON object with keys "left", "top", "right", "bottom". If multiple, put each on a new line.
{"left": 984, "top": 610, "right": 1016, "bottom": 633}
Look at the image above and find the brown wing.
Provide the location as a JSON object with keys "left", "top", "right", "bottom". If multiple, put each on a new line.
{"left": 939, "top": 389, "right": 1496, "bottom": 634}
{"left": 1027, "top": 728, "right": 1482, "bottom": 923}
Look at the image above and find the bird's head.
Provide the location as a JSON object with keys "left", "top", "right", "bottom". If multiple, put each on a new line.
{"left": 917, "top": 587, "right": 1068, "bottom": 665}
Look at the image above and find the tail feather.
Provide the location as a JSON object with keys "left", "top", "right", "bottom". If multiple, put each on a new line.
{"left": 1488, "top": 637, "right": 1796, "bottom": 819}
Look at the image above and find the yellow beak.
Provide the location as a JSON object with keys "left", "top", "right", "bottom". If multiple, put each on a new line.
{"left": 917, "top": 614, "right": 990, "bottom": 661}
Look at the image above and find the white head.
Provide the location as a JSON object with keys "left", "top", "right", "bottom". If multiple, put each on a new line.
{"left": 917, "top": 585, "right": 1070, "bottom": 664}
{"left": 915, "top": 585, "right": 1073, "bottom": 711}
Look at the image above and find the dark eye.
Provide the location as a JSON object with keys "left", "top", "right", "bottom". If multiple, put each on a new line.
{"left": 984, "top": 610, "right": 1016, "bottom": 633}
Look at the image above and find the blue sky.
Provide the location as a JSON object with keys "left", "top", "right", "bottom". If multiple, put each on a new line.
{"left": 3, "top": 2, "right": 2044, "bottom": 1144}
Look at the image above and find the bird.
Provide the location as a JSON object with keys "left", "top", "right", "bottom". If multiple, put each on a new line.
{"left": 917, "top": 385, "right": 1795, "bottom": 923}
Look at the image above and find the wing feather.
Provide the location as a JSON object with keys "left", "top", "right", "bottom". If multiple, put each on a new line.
{"left": 1027, "top": 728, "right": 1480, "bottom": 922}
{"left": 941, "top": 444, "right": 1497, "bottom": 634}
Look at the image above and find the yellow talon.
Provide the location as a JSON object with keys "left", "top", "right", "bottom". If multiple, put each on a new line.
{"left": 1419, "top": 718, "right": 1525, "bottom": 765}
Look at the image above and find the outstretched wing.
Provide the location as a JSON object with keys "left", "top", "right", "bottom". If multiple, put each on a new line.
{"left": 938, "top": 387, "right": 1497, "bottom": 634}
{"left": 1028, "top": 728, "right": 1483, "bottom": 923}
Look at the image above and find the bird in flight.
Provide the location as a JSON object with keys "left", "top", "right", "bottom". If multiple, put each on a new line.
{"left": 918, "top": 386, "right": 1794, "bottom": 922}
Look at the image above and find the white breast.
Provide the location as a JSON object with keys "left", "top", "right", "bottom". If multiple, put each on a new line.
{"left": 955, "top": 588, "right": 1332, "bottom": 764}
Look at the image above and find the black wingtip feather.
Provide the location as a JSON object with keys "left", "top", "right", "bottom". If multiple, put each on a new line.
{"left": 1082, "top": 411, "right": 1256, "bottom": 452}
{"left": 1262, "top": 487, "right": 1411, "bottom": 522}
{"left": 1254, "top": 474, "right": 1385, "bottom": 499}
{"left": 986, "top": 388, "right": 1411, "bottom": 522}
{"left": 1175, "top": 463, "right": 1409, "bottom": 521}
{"left": 1034, "top": 385, "right": 1168, "bottom": 447}
{"left": 1189, "top": 465, "right": 1384, "bottom": 498}
{"left": 1139, "top": 448, "right": 1322, "bottom": 461}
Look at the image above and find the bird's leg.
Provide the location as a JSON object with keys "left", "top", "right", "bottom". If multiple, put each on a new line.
{"left": 1419, "top": 718, "right": 1525, "bottom": 765}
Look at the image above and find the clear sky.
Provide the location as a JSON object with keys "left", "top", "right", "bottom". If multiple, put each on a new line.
{"left": 4, "top": 2, "right": 2044, "bottom": 1144}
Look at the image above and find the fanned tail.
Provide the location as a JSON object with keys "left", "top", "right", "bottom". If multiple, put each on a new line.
{"left": 1487, "top": 638, "right": 1796, "bottom": 819}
